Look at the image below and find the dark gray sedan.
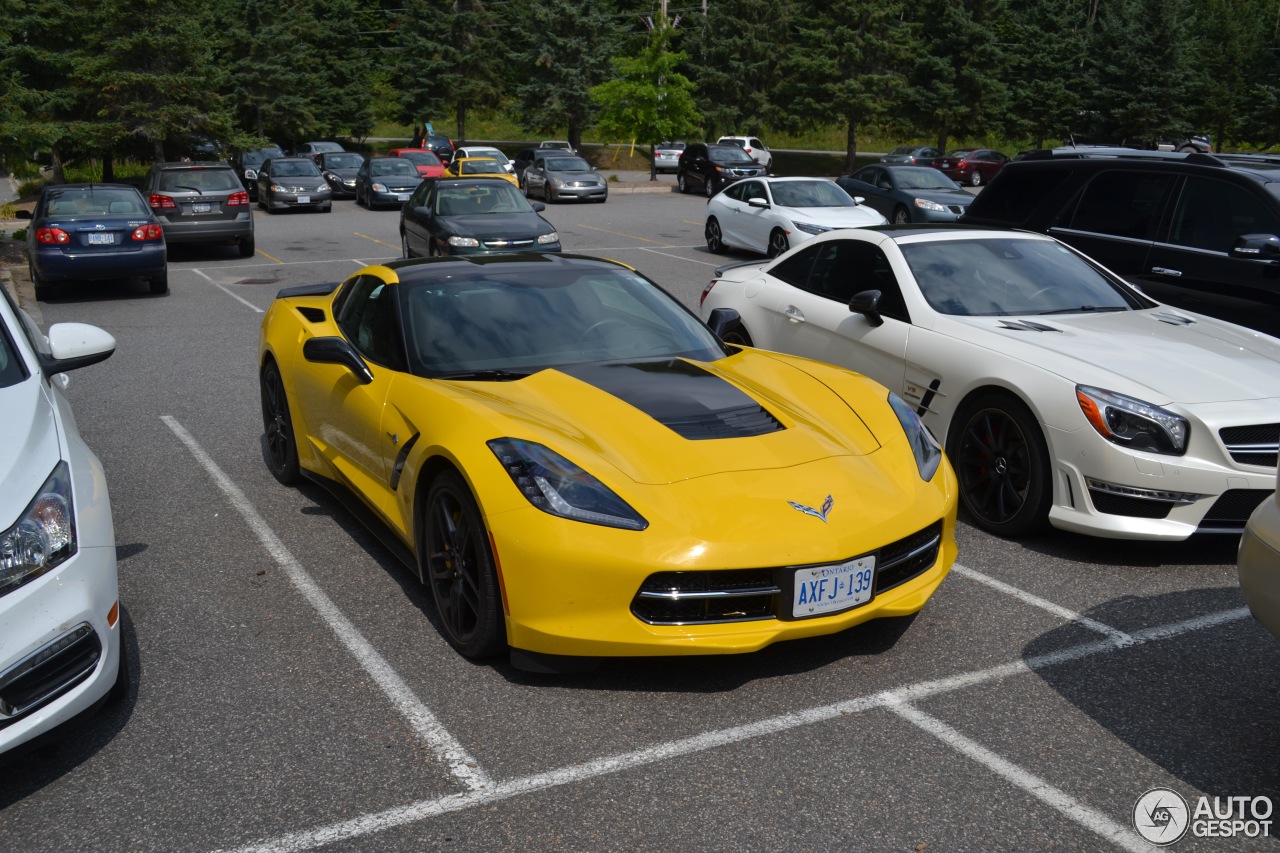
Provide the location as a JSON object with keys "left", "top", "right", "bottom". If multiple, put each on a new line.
{"left": 316, "top": 151, "right": 365, "bottom": 199}
{"left": 521, "top": 155, "right": 607, "bottom": 203}
{"left": 256, "top": 157, "right": 332, "bottom": 213}
{"left": 356, "top": 157, "right": 423, "bottom": 210}
{"left": 400, "top": 178, "right": 560, "bottom": 257}
{"left": 835, "top": 165, "right": 972, "bottom": 224}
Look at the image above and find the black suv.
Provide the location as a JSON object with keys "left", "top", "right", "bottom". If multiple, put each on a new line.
{"left": 676, "top": 143, "right": 767, "bottom": 197}
{"left": 961, "top": 148, "right": 1280, "bottom": 332}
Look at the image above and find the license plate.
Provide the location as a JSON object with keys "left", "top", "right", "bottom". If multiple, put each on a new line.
{"left": 192, "top": 202, "right": 211, "bottom": 213}
{"left": 298, "top": 195, "right": 310, "bottom": 204}
{"left": 397, "top": 193, "right": 410, "bottom": 201}
{"left": 793, "top": 557, "right": 875, "bottom": 617}
{"left": 87, "top": 232, "right": 114, "bottom": 245}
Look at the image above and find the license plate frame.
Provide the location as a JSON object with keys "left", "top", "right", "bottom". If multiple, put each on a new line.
{"left": 792, "top": 557, "right": 875, "bottom": 618}
{"left": 192, "top": 202, "right": 211, "bottom": 214}
{"left": 86, "top": 232, "right": 115, "bottom": 245}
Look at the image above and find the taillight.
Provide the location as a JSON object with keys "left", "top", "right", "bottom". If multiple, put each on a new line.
{"left": 957, "top": 160, "right": 969, "bottom": 168}
{"left": 130, "top": 223, "right": 163, "bottom": 241}
{"left": 36, "top": 227, "right": 70, "bottom": 245}
{"left": 700, "top": 279, "right": 718, "bottom": 307}
{"left": 226, "top": 191, "right": 249, "bottom": 206}
{"left": 149, "top": 194, "right": 176, "bottom": 210}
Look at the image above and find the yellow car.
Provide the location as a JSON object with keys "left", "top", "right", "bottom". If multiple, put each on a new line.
{"left": 442, "top": 157, "right": 519, "bottom": 186}
{"left": 258, "top": 254, "right": 958, "bottom": 671}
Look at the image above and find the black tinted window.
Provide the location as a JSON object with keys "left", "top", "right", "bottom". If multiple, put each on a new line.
{"left": 768, "top": 244, "right": 821, "bottom": 288}
{"left": 337, "top": 275, "right": 403, "bottom": 368}
{"left": 1169, "top": 177, "right": 1280, "bottom": 252}
{"left": 965, "top": 167, "right": 1075, "bottom": 225}
{"left": 1066, "top": 171, "right": 1171, "bottom": 238}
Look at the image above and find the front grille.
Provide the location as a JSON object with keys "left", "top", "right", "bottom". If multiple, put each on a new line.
{"left": 630, "top": 520, "right": 944, "bottom": 625}
{"left": 1219, "top": 424, "right": 1280, "bottom": 467}
{"left": 660, "top": 402, "right": 783, "bottom": 440}
{"left": 483, "top": 238, "right": 535, "bottom": 249}
{"left": 0, "top": 623, "right": 101, "bottom": 724}
{"left": 1089, "top": 488, "right": 1174, "bottom": 518}
{"left": 1198, "top": 489, "right": 1273, "bottom": 532}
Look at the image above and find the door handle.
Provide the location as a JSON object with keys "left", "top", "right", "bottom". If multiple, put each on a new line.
{"left": 784, "top": 306, "right": 805, "bottom": 323}
{"left": 1151, "top": 266, "right": 1182, "bottom": 277}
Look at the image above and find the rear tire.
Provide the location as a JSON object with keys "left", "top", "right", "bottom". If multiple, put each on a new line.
{"left": 149, "top": 273, "right": 169, "bottom": 295}
{"left": 30, "top": 264, "right": 54, "bottom": 301}
{"left": 969, "top": 171, "right": 982, "bottom": 187}
{"left": 239, "top": 236, "right": 255, "bottom": 257}
{"left": 723, "top": 324, "right": 754, "bottom": 347}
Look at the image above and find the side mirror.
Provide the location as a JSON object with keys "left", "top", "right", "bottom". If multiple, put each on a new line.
{"left": 1233, "top": 234, "right": 1280, "bottom": 260}
{"left": 706, "top": 307, "right": 743, "bottom": 340}
{"left": 531, "top": 202, "right": 546, "bottom": 212}
{"left": 302, "top": 337, "right": 373, "bottom": 384}
{"left": 39, "top": 323, "right": 116, "bottom": 376}
{"left": 747, "top": 197, "right": 769, "bottom": 208}
{"left": 853, "top": 196, "right": 867, "bottom": 205}
{"left": 848, "top": 290, "right": 884, "bottom": 327}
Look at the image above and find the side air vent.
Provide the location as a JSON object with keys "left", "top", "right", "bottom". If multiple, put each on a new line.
{"left": 297, "top": 307, "right": 326, "bottom": 323}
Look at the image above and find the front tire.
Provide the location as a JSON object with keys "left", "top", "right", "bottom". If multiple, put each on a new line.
{"left": 767, "top": 228, "right": 789, "bottom": 258}
{"left": 705, "top": 178, "right": 717, "bottom": 198}
{"left": 947, "top": 391, "right": 1051, "bottom": 538}
{"left": 705, "top": 217, "right": 726, "bottom": 254}
{"left": 892, "top": 205, "right": 911, "bottom": 225}
{"left": 678, "top": 173, "right": 690, "bottom": 194}
{"left": 402, "top": 230, "right": 413, "bottom": 259}
{"left": 421, "top": 471, "right": 506, "bottom": 658}
{"left": 260, "top": 360, "right": 301, "bottom": 485}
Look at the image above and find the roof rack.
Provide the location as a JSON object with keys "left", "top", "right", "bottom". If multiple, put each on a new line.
{"left": 1015, "top": 148, "right": 1228, "bottom": 167}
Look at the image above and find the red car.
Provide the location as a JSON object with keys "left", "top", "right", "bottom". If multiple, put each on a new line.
{"left": 934, "top": 148, "right": 1009, "bottom": 187}
{"left": 387, "top": 148, "right": 446, "bottom": 178}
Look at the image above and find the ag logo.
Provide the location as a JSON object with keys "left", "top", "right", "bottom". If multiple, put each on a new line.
{"left": 1134, "top": 788, "right": 1190, "bottom": 845}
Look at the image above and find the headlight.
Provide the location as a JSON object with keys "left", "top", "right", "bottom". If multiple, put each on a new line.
{"left": 536, "top": 232, "right": 559, "bottom": 244}
{"left": 269, "top": 183, "right": 284, "bottom": 192}
{"left": 372, "top": 182, "right": 387, "bottom": 192}
{"left": 1076, "top": 385, "right": 1189, "bottom": 455}
{"left": 550, "top": 177, "right": 564, "bottom": 187}
{"left": 447, "top": 235, "right": 480, "bottom": 247}
{"left": 888, "top": 394, "right": 942, "bottom": 481}
{"left": 792, "top": 221, "right": 830, "bottom": 236}
{"left": 488, "top": 439, "right": 648, "bottom": 530}
{"left": 0, "top": 462, "right": 76, "bottom": 596}
{"left": 914, "top": 198, "right": 946, "bottom": 212}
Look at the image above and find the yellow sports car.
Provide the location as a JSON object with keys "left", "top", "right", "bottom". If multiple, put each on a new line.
{"left": 258, "top": 254, "right": 958, "bottom": 671}
{"left": 442, "top": 157, "right": 519, "bottom": 186}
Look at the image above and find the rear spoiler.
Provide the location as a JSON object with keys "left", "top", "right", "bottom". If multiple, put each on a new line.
{"left": 275, "top": 282, "right": 339, "bottom": 299}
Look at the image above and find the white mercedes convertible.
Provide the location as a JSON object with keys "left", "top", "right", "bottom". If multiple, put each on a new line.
{"left": 699, "top": 226, "right": 1280, "bottom": 541}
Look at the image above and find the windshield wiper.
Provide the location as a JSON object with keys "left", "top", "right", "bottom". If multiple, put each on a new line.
{"left": 175, "top": 185, "right": 203, "bottom": 194}
{"left": 1038, "top": 305, "right": 1127, "bottom": 315}
{"left": 432, "top": 368, "right": 534, "bottom": 381}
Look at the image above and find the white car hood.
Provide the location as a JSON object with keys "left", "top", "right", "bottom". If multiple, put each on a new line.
{"left": 784, "top": 206, "right": 886, "bottom": 228}
{"left": 0, "top": 378, "right": 62, "bottom": 527}
{"left": 942, "top": 309, "right": 1280, "bottom": 405}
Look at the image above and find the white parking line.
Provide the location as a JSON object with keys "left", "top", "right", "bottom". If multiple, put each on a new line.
{"left": 213, "top": 603, "right": 1248, "bottom": 852}
{"left": 951, "top": 563, "right": 1135, "bottom": 644}
{"left": 883, "top": 698, "right": 1152, "bottom": 852}
{"left": 160, "top": 416, "right": 492, "bottom": 793}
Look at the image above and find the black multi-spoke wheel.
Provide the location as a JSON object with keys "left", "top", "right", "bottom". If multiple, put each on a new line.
{"left": 260, "top": 360, "right": 300, "bottom": 484}
{"left": 421, "top": 471, "right": 506, "bottom": 658}
{"left": 705, "top": 217, "right": 726, "bottom": 254}
{"left": 948, "top": 392, "right": 1050, "bottom": 538}
{"left": 767, "top": 229, "right": 789, "bottom": 258}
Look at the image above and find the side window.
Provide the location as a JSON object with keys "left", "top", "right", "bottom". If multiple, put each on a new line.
{"left": 409, "top": 181, "right": 431, "bottom": 207}
{"left": 1066, "top": 171, "right": 1172, "bottom": 239}
{"left": 795, "top": 241, "right": 910, "bottom": 321}
{"left": 336, "top": 275, "right": 403, "bottom": 369}
{"left": 769, "top": 244, "right": 822, "bottom": 288}
{"left": 1168, "top": 177, "right": 1280, "bottom": 252}
{"left": 731, "top": 180, "right": 760, "bottom": 202}
{"left": 969, "top": 166, "right": 1073, "bottom": 225}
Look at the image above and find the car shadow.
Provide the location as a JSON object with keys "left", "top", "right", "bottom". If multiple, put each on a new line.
{"left": 35, "top": 278, "right": 166, "bottom": 303}
{"left": 0, "top": 605, "right": 140, "bottom": 805}
{"left": 1024, "top": 586, "right": 1280, "bottom": 805}
{"left": 164, "top": 243, "right": 246, "bottom": 263}
{"left": 999, "top": 524, "right": 1240, "bottom": 568}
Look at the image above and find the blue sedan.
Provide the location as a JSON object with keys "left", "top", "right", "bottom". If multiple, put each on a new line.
{"left": 836, "top": 165, "right": 973, "bottom": 225}
{"left": 23, "top": 184, "right": 168, "bottom": 299}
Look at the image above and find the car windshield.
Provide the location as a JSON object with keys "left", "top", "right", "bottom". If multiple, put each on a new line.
{"left": 272, "top": 160, "right": 322, "bottom": 177}
{"left": 466, "top": 150, "right": 510, "bottom": 165}
{"left": 769, "top": 180, "right": 854, "bottom": 208}
{"left": 722, "top": 139, "right": 747, "bottom": 148}
{"left": 894, "top": 169, "right": 961, "bottom": 190}
{"left": 399, "top": 151, "right": 442, "bottom": 166}
{"left": 948, "top": 149, "right": 974, "bottom": 158}
{"left": 45, "top": 187, "right": 148, "bottom": 216}
{"left": 547, "top": 157, "right": 590, "bottom": 172}
{"left": 888, "top": 146, "right": 919, "bottom": 156}
{"left": 657, "top": 142, "right": 685, "bottom": 151}
{"left": 435, "top": 183, "right": 530, "bottom": 216}
{"left": 541, "top": 142, "right": 571, "bottom": 149}
{"left": 371, "top": 159, "right": 419, "bottom": 177}
{"left": 310, "top": 143, "right": 343, "bottom": 153}
{"left": 324, "top": 153, "right": 364, "bottom": 169}
{"left": 459, "top": 160, "right": 502, "bottom": 175}
{"left": 901, "top": 238, "right": 1149, "bottom": 317}
{"left": 711, "top": 147, "right": 755, "bottom": 163}
{"left": 401, "top": 266, "right": 724, "bottom": 376}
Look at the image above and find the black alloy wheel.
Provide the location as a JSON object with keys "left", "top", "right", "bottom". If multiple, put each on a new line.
{"left": 421, "top": 471, "right": 506, "bottom": 658}
{"left": 767, "top": 229, "right": 789, "bottom": 258}
{"left": 948, "top": 392, "right": 1051, "bottom": 538}
{"left": 260, "top": 361, "right": 301, "bottom": 484}
{"left": 705, "top": 217, "right": 726, "bottom": 254}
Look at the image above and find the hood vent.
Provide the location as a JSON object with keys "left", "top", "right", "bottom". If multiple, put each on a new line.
{"left": 1152, "top": 312, "right": 1196, "bottom": 326}
{"left": 998, "top": 319, "right": 1062, "bottom": 332}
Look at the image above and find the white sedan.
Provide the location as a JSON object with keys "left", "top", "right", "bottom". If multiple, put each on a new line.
{"left": 700, "top": 226, "right": 1280, "bottom": 541}
{"left": 704, "top": 176, "right": 887, "bottom": 258}
{"left": 0, "top": 288, "right": 127, "bottom": 753}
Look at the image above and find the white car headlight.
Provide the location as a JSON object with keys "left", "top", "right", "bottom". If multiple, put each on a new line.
{"left": 792, "top": 221, "right": 831, "bottom": 236}
{"left": 447, "top": 236, "right": 480, "bottom": 247}
{"left": 550, "top": 177, "right": 565, "bottom": 187}
{"left": 0, "top": 462, "right": 76, "bottom": 596}
{"left": 372, "top": 182, "right": 388, "bottom": 192}
{"left": 536, "top": 232, "right": 559, "bottom": 244}
{"left": 888, "top": 394, "right": 942, "bottom": 481}
{"left": 914, "top": 198, "right": 946, "bottom": 212}
{"left": 1076, "top": 385, "right": 1189, "bottom": 456}
{"left": 488, "top": 439, "right": 647, "bottom": 530}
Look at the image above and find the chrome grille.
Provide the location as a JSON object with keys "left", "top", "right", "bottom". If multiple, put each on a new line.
{"left": 1219, "top": 423, "right": 1280, "bottom": 467}
{"left": 482, "top": 238, "right": 536, "bottom": 249}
